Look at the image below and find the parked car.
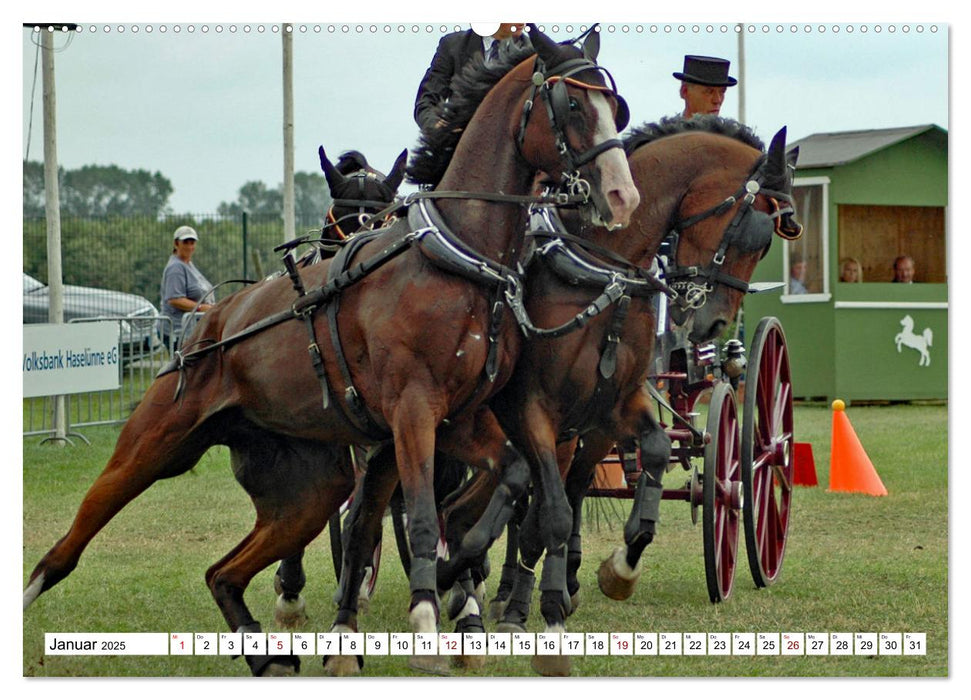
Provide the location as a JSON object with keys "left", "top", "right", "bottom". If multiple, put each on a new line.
{"left": 22, "top": 272, "right": 162, "bottom": 355}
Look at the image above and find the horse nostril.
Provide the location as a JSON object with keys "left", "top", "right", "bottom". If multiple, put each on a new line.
{"left": 607, "top": 186, "right": 639, "bottom": 227}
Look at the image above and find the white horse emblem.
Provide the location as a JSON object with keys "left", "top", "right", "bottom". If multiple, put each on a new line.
{"left": 894, "top": 315, "right": 933, "bottom": 367}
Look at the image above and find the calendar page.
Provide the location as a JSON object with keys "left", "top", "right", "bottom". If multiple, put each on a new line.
{"left": 18, "top": 0, "right": 951, "bottom": 688}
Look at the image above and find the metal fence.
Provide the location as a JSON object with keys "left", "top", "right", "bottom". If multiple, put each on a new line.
{"left": 22, "top": 212, "right": 326, "bottom": 439}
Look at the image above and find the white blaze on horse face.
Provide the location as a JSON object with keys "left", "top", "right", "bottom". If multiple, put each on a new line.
{"left": 589, "top": 90, "right": 639, "bottom": 229}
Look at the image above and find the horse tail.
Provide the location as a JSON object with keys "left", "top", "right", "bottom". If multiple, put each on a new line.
{"left": 924, "top": 328, "right": 933, "bottom": 347}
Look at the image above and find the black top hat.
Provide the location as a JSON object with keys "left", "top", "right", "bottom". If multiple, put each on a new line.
{"left": 673, "top": 55, "right": 737, "bottom": 87}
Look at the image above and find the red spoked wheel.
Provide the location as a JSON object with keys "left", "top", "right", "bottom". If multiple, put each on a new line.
{"left": 702, "top": 381, "right": 743, "bottom": 603}
{"left": 741, "top": 317, "right": 794, "bottom": 588}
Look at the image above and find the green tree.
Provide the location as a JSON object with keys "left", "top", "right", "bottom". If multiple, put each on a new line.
{"left": 22, "top": 160, "right": 50, "bottom": 218}
{"left": 22, "top": 161, "right": 173, "bottom": 218}
{"left": 217, "top": 172, "right": 330, "bottom": 224}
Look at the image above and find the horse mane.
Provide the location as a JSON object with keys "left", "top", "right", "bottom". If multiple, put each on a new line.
{"left": 407, "top": 41, "right": 536, "bottom": 188}
{"left": 624, "top": 115, "right": 766, "bottom": 155}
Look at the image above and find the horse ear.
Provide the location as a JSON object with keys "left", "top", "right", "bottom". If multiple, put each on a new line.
{"left": 582, "top": 26, "right": 600, "bottom": 61}
{"left": 786, "top": 145, "right": 800, "bottom": 170}
{"left": 384, "top": 149, "right": 408, "bottom": 192}
{"left": 319, "top": 145, "right": 346, "bottom": 189}
{"left": 766, "top": 126, "right": 788, "bottom": 180}
{"left": 528, "top": 24, "right": 560, "bottom": 67}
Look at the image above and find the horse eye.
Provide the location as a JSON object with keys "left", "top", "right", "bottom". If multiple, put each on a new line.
{"left": 569, "top": 97, "right": 580, "bottom": 111}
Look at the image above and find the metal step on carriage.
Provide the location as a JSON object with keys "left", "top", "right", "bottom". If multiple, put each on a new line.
{"left": 587, "top": 311, "right": 795, "bottom": 603}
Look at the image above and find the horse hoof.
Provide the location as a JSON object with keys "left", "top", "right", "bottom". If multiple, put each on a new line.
{"left": 494, "top": 620, "right": 527, "bottom": 634}
{"left": 453, "top": 654, "right": 487, "bottom": 671}
{"left": 323, "top": 655, "right": 362, "bottom": 677}
{"left": 274, "top": 594, "right": 308, "bottom": 628}
{"left": 487, "top": 598, "right": 508, "bottom": 623}
{"left": 531, "top": 653, "right": 571, "bottom": 677}
{"left": 261, "top": 661, "right": 298, "bottom": 677}
{"left": 409, "top": 654, "right": 451, "bottom": 676}
{"left": 597, "top": 547, "right": 641, "bottom": 601}
{"left": 568, "top": 590, "right": 581, "bottom": 616}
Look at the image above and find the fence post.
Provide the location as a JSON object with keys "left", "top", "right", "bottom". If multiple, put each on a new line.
{"left": 242, "top": 210, "right": 249, "bottom": 281}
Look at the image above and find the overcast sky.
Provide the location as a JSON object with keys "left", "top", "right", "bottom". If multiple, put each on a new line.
{"left": 21, "top": 16, "right": 948, "bottom": 214}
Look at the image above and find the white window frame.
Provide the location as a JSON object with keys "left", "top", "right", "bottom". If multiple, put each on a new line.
{"left": 782, "top": 176, "right": 831, "bottom": 303}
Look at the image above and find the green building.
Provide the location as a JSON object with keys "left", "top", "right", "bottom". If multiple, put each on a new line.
{"left": 743, "top": 124, "right": 948, "bottom": 402}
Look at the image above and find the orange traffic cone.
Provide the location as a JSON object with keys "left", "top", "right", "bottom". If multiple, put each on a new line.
{"left": 828, "top": 400, "right": 888, "bottom": 496}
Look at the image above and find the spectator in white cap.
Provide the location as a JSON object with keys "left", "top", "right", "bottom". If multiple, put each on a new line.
{"left": 674, "top": 55, "right": 738, "bottom": 118}
{"left": 159, "top": 225, "right": 214, "bottom": 350}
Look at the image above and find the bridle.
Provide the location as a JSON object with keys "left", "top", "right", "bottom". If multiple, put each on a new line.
{"left": 661, "top": 155, "right": 801, "bottom": 311}
{"left": 325, "top": 171, "right": 398, "bottom": 239}
{"left": 516, "top": 54, "right": 630, "bottom": 200}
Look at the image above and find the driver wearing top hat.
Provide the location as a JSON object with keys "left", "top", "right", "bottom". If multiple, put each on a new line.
{"left": 675, "top": 55, "right": 737, "bottom": 118}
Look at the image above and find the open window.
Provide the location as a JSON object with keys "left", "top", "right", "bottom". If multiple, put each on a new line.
{"left": 784, "top": 177, "right": 830, "bottom": 301}
{"left": 837, "top": 204, "right": 946, "bottom": 283}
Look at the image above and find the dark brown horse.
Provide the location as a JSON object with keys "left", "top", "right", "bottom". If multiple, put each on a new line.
{"left": 321, "top": 147, "right": 407, "bottom": 239}
{"left": 22, "top": 26, "right": 638, "bottom": 677}
{"left": 435, "top": 116, "right": 800, "bottom": 675}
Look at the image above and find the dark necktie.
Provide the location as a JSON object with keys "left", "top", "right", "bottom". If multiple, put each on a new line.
{"left": 487, "top": 41, "right": 500, "bottom": 64}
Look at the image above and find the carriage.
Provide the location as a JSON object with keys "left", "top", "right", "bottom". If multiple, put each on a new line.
{"left": 587, "top": 311, "right": 794, "bottom": 603}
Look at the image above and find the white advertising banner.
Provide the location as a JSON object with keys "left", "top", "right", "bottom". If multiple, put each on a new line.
{"left": 23, "top": 322, "right": 121, "bottom": 398}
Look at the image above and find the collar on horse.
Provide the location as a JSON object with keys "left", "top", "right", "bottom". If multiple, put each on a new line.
{"left": 502, "top": 204, "right": 673, "bottom": 340}
{"left": 661, "top": 154, "right": 799, "bottom": 310}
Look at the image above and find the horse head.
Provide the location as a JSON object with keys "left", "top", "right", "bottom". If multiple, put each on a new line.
{"left": 319, "top": 145, "right": 407, "bottom": 239}
{"left": 518, "top": 24, "right": 638, "bottom": 229}
{"left": 657, "top": 122, "right": 802, "bottom": 343}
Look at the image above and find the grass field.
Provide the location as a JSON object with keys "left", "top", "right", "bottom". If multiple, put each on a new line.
{"left": 22, "top": 402, "right": 948, "bottom": 679}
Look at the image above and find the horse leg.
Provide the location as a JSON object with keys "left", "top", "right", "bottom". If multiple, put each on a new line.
{"left": 210, "top": 432, "right": 352, "bottom": 676}
{"left": 24, "top": 383, "right": 212, "bottom": 609}
{"left": 489, "top": 491, "right": 528, "bottom": 622}
{"left": 273, "top": 550, "right": 308, "bottom": 628}
{"left": 597, "top": 416, "right": 671, "bottom": 601}
{"left": 561, "top": 433, "right": 617, "bottom": 611}
{"left": 433, "top": 408, "right": 531, "bottom": 597}
{"left": 379, "top": 394, "right": 458, "bottom": 676}
{"left": 495, "top": 494, "right": 543, "bottom": 634}
{"left": 527, "top": 431, "right": 577, "bottom": 678}
{"left": 324, "top": 444, "right": 399, "bottom": 677}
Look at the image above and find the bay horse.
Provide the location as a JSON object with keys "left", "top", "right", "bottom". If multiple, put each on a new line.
{"left": 22, "top": 25, "right": 638, "bottom": 677}
{"left": 434, "top": 116, "right": 801, "bottom": 675}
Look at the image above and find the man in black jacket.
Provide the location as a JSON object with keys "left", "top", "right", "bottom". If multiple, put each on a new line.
{"left": 414, "top": 23, "right": 528, "bottom": 132}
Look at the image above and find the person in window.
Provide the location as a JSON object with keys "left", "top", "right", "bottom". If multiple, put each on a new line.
{"left": 414, "top": 23, "right": 529, "bottom": 133}
{"left": 789, "top": 252, "right": 808, "bottom": 294}
{"left": 892, "top": 255, "right": 915, "bottom": 283}
{"left": 839, "top": 257, "right": 862, "bottom": 283}
{"left": 674, "top": 55, "right": 737, "bottom": 119}
{"left": 160, "top": 225, "right": 214, "bottom": 350}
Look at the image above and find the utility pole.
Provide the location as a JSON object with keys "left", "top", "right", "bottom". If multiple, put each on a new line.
{"left": 41, "top": 26, "right": 67, "bottom": 443}
{"left": 282, "top": 23, "right": 296, "bottom": 243}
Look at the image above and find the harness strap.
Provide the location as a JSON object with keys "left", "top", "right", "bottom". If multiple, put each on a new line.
{"left": 598, "top": 293, "right": 631, "bottom": 380}
{"left": 280, "top": 249, "right": 333, "bottom": 411}
{"left": 325, "top": 230, "right": 393, "bottom": 439}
